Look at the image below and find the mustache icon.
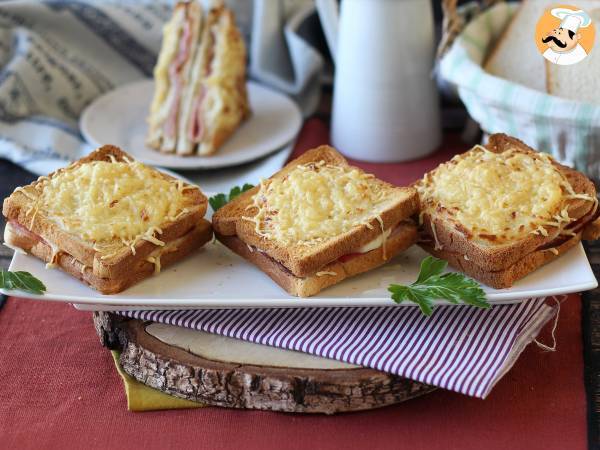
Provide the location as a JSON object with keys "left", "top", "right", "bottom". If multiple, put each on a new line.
{"left": 542, "top": 35, "right": 567, "bottom": 48}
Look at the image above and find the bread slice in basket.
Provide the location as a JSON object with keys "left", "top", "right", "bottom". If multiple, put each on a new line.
{"left": 2, "top": 145, "right": 212, "bottom": 294}
{"left": 212, "top": 145, "right": 419, "bottom": 297}
{"left": 415, "top": 133, "right": 600, "bottom": 289}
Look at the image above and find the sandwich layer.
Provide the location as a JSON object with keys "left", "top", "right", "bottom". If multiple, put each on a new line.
{"left": 216, "top": 221, "right": 418, "bottom": 297}
{"left": 5, "top": 219, "right": 213, "bottom": 295}
{"left": 2, "top": 145, "right": 208, "bottom": 280}
{"left": 148, "top": 2, "right": 249, "bottom": 156}
{"left": 148, "top": 1, "right": 203, "bottom": 152}
{"left": 416, "top": 134, "right": 598, "bottom": 272}
{"left": 420, "top": 231, "right": 581, "bottom": 289}
{"left": 214, "top": 146, "right": 419, "bottom": 278}
{"left": 186, "top": 6, "right": 249, "bottom": 156}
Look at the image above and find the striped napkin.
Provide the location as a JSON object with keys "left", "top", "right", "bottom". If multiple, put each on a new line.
{"left": 117, "top": 297, "right": 559, "bottom": 398}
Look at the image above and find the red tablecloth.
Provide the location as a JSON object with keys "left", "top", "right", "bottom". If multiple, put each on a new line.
{"left": 0, "top": 119, "right": 587, "bottom": 450}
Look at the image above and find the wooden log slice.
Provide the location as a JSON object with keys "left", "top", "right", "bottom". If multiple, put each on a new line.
{"left": 93, "top": 311, "right": 435, "bottom": 414}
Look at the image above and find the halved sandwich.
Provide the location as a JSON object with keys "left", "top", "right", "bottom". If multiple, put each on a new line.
{"left": 2, "top": 146, "right": 213, "bottom": 294}
{"left": 212, "top": 146, "right": 419, "bottom": 297}
{"left": 415, "top": 133, "right": 600, "bottom": 289}
{"left": 147, "top": 1, "right": 249, "bottom": 156}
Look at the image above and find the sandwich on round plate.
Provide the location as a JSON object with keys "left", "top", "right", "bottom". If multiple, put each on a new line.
{"left": 2, "top": 146, "right": 213, "bottom": 294}
{"left": 147, "top": 0, "right": 249, "bottom": 156}
{"left": 212, "top": 146, "right": 419, "bottom": 297}
{"left": 415, "top": 133, "right": 600, "bottom": 289}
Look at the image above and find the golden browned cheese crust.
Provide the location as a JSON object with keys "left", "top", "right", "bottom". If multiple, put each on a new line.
{"left": 213, "top": 145, "right": 419, "bottom": 278}
{"left": 2, "top": 145, "right": 209, "bottom": 283}
{"left": 416, "top": 134, "right": 598, "bottom": 273}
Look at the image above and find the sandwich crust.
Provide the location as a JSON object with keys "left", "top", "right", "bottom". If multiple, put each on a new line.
{"left": 5, "top": 220, "right": 213, "bottom": 294}
{"left": 2, "top": 145, "right": 209, "bottom": 285}
{"left": 216, "top": 220, "right": 417, "bottom": 297}
{"left": 213, "top": 145, "right": 419, "bottom": 278}
{"left": 416, "top": 134, "right": 598, "bottom": 273}
{"left": 149, "top": 2, "right": 249, "bottom": 156}
{"left": 420, "top": 231, "right": 582, "bottom": 289}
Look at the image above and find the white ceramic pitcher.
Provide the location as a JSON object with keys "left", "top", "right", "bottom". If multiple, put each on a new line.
{"left": 316, "top": 0, "right": 441, "bottom": 162}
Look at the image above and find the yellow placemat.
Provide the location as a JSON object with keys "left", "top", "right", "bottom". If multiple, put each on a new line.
{"left": 111, "top": 351, "right": 206, "bottom": 412}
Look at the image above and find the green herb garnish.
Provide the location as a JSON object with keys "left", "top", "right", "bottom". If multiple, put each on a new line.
{"left": 209, "top": 183, "right": 254, "bottom": 212}
{"left": 0, "top": 269, "right": 46, "bottom": 295}
{"left": 388, "top": 256, "right": 489, "bottom": 316}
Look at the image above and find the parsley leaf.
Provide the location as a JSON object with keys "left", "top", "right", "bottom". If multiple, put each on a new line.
{"left": 0, "top": 269, "right": 46, "bottom": 295}
{"left": 388, "top": 256, "right": 489, "bottom": 316}
{"left": 209, "top": 183, "right": 254, "bottom": 211}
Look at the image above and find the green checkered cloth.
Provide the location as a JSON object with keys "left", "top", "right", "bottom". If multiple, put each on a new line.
{"left": 440, "top": 3, "right": 600, "bottom": 181}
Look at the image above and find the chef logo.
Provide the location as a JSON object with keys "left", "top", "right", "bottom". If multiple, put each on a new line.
{"left": 535, "top": 5, "right": 595, "bottom": 65}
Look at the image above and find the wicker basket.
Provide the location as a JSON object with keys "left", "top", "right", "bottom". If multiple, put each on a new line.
{"left": 438, "top": 0, "right": 600, "bottom": 182}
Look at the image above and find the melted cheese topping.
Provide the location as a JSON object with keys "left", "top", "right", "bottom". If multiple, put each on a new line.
{"left": 417, "top": 146, "right": 594, "bottom": 242}
{"left": 146, "top": 256, "right": 162, "bottom": 275}
{"left": 19, "top": 160, "right": 198, "bottom": 258}
{"left": 245, "top": 162, "right": 389, "bottom": 246}
{"left": 46, "top": 242, "right": 60, "bottom": 269}
{"left": 357, "top": 228, "right": 391, "bottom": 253}
{"left": 3, "top": 223, "right": 26, "bottom": 254}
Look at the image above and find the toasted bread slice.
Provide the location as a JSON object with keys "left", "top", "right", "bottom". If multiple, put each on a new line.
{"left": 421, "top": 231, "right": 582, "bottom": 289}
{"left": 416, "top": 134, "right": 598, "bottom": 273}
{"left": 5, "top": 220, "right": 213, "bottom": 294}
{"left": 217, "top": 220, "right": 417, "bottom": 297}
{"left": 213, "top": 145, "right": 419, "bottom": 279}
{"left": 2, "top": 145, "right": 209, "bottom": 287}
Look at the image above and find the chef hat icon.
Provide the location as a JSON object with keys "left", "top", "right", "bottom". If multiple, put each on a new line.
{"left": 551, "top": 8, "right": 592, "bottom": 33}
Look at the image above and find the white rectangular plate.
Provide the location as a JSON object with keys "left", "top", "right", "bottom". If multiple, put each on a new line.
{"left": 2, "top": 241, "right": 597, "bottom": 310}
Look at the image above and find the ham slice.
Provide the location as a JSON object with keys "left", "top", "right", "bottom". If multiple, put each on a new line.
{"left": 188, "top": 84, "right": 206, "bottom": 142}
{"left": 8, "top": 220, "right": 43, "bottom": 244}
{"left": 187, "top": 27, "right": 218, "bottom": 144}
{"left": 338, "top": 223, "right": 407, "bottom": 263}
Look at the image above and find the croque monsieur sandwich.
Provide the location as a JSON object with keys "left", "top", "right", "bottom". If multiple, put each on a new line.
{"left": 147, "top": 1, "right": 249, "bottom": 156}
{"left": 2, "top": 146, "right": 212, "bottom": 294}
{"left": 212, "top": 146, "right": 419, "bottom": 297}
{"left": 416, "top": 133, "right": 600, "bottom": 289}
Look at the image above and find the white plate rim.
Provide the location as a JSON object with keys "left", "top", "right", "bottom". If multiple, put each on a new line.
{"left": 2, "top": 243, "right": 596, "bottom": 309}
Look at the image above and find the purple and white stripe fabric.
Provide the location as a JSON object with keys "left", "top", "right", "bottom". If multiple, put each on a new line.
{"left": 117, "top": 297, "right": 558, "bottom": 398}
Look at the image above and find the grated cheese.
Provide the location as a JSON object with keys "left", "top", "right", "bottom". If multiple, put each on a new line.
{"left": 430, "top": 221, "right": 442, "bottom": 250}
{"left": 146, "top": 256, "right": 162, "bottom": 274}
{"left": 19, "top": 159, "right": 198, "bottom": 258}
{"left": 244, "top": 162, "right": 389, "bottom": 246}
{"left": 417, "top": 145, "right": 595, "bottom": 242}
{"left": 46, "top": 242, "right": 60, "bottom": 269}
{"left": 316, "top": 271, "right": 337, "bottom": 277}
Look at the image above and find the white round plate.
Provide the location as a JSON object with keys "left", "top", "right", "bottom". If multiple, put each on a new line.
{"left": 80, "top": 79, "right": 302, "bottom": 170}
